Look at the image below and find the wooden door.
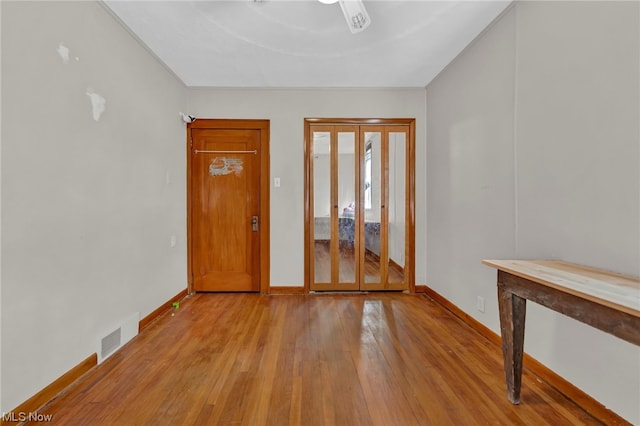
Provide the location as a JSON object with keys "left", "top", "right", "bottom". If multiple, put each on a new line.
{"left": 359, "top": 126, "right": 387, "bottom": 290}
{"left": 309, "top": 126, "right": 360, "bottom": 291}
{"left": 359, "top": 126, "right": 410, "bottom": 291}
{"left": 305, "top": 119, "right": 415, "bottom": 293}
{"left": 189, "top": 120, "right": 268, "bottom": 292}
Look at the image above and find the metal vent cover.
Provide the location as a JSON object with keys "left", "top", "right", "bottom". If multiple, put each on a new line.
{"left": 101, "top": 327, "right": 122, "bottom": 360}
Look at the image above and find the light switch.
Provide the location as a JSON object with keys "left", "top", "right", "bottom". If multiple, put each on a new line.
{"left": 274, "top": 177, "right": 281, "bottom": 188}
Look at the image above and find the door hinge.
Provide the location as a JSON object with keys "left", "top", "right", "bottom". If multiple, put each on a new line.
{"left": 190, "top": 138, "right": 193, "bottom": 149}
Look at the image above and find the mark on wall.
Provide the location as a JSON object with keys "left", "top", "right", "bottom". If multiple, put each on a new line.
{"left": 57, "top": 43, "right": 79, "bottom": 64}
{"left": 210, "top": 157, "right": 243, "bottom": 177}
{"left": 57, "top": 42, "right": 70, "bottom": 64}
{"left": 86, "top": 89, "right": 106, "bottom": 121}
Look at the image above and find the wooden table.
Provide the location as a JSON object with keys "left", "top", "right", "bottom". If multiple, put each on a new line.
{"left": 482, "top": 259, "right": 640, "bottom": 404}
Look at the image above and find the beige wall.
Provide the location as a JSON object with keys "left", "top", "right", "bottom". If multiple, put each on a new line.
{"left": 187, "top": 88, "right": 427, "bottom": 287}
{"left": 1, "top": 1, "right": 187, "bottom": 411}
{"left": 426, "top": 2, "right": 640, "bottom": 423}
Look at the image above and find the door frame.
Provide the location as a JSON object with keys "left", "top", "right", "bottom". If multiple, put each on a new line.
{"left": 187, "top": 119, "right": 270, "bottom": 294}
{"left": 304, "top": 118, "right": 416, "bottom": 293}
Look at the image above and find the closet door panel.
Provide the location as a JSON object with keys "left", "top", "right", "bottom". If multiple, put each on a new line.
{"left": 337, "top": 129, "right": 358, "bottom": 285}
{"left": 361, "top": 128, "right": 384, "bottom": 286}
{"left": 311, "top": 128, "right": 332, "bottom": 286}
{"left": 310, "top": 125, "right": 359, "bottom": 291}
{"left": 387, "top": 130, "right": 407, "bottom": 286}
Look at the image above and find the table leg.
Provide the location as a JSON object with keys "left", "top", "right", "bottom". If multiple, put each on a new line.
{"left": 497, "top": 280, "right": 527, "bottom": 404}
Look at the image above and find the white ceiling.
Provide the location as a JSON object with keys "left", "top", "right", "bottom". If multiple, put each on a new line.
{"left": 104, "top": 0, "right": 511, "bottom": 88}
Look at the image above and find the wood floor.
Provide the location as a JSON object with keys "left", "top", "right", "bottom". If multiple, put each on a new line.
{"left": 34, "top": 293, "right": 602, "bottom": 425}
{"left": 314, "top": 241, "right": 404, "bottom": 284}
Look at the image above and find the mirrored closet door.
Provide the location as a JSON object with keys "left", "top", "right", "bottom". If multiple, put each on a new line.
{"left": 310, "top": 126, "right": 359, "bottom": 290}
{"left": 305, "top": 119, "right": 414, "bottom": 292}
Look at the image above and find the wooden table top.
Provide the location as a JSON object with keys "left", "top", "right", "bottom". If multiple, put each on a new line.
{"left": 482, "top": 260, "right": 640, "bottom": 318}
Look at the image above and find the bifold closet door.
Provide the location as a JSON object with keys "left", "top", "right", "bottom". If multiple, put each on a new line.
{"left": 360, "top": 127, "right": 384, "bottom": 289}
{"left": 359, "top": 126, "right": 409, "bottom": 291}
{"left": 310, "top": 126, "right": 360, "bottom": 291}
{"left": 386, "top": 128, "right": 408, "bottom": 288}
{"left": 307, "top": 122, "right": 412, "bottom": 292}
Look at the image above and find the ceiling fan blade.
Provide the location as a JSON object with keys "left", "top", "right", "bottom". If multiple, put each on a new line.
{"left": 338, "top": 0, "right": 371, "bottom": 34}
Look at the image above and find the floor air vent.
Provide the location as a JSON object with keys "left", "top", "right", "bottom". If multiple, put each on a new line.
{"left": 101, "top": 328, "right": 121, "bottom": 360}
{"left": 98, "top": 312, "right": 140, "bottom": 363}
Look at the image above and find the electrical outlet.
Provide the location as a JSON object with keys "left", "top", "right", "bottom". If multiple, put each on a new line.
{"left": 476, "top": 296, "right": 485, "bottom": 313}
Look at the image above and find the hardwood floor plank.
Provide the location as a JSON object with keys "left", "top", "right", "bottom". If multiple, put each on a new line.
{"left": 30, "top": 293, "right": 610, "bottom": 425}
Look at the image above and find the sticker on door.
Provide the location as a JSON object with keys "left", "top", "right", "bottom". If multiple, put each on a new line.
{"left": 209, "top": 157, "right": 243, "bottom": 177}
